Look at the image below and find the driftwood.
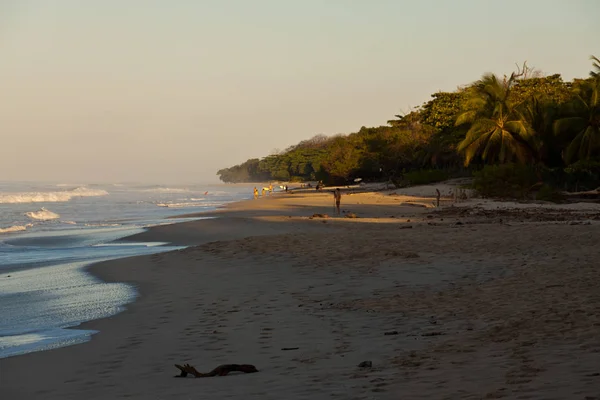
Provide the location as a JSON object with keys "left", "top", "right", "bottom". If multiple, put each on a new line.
{"left": 558, "top": 188, "right": 600, "bottom": 204}
{"left": 562, "top": 187, "right": 600, "bottom": 196}
{"left": 174, "top": 363, "right": 258, "bottom": 378}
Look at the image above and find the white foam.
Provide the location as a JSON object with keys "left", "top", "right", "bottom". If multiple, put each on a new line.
{"left": 55, "top": 183, "right": 85, "bottom": 187}
{"left": 0, "top": 224, "right": 33, "bottom": 234}
{"left": 83, "top": 223, "right": 121, "bottom": 227}
{"left": 142, "top": 188, "right": 190, "bottom": 194}
{"left": 155, "top": 202, "right": 199, "bottom": 208}
{"left": 0, "top": 187, "right": 108, "bottom": 204}
{"left": 155, "top": 201, "right": 225, "bottom": 208}
{"left": 25, "top": 208, "right": 60, "bottom": 221}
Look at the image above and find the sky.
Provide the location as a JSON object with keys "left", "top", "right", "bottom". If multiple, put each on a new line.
{"left": 1, "top": 0, "right": 598, "bottom": 184}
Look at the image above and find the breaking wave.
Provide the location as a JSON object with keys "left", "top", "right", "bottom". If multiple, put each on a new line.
{"left": 25, "top": 208, "right": 60, "bottom": 221}
{"left": 0, "top": 187, "right": 109, "bottom": 204}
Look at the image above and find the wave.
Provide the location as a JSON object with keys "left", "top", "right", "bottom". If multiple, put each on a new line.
{"left": 83, "top": 223, "right": 121, "bottom": 227}
{"left": 0, "top": 187, "right": 108, "bottom": 204}
{"left": 25, "top": 208, "right": 60, "bottom": 221}
{"left": 155, "top": 201, "right": 225, "bottom": 208}
{"left": 155, "top": 202, "right": 201, "bottom": 208}
{"left": 0, "top": 224, "right": 33, "bottom": 234}
{"left": 142, "top": 188, "right": 190, "bottom": 194}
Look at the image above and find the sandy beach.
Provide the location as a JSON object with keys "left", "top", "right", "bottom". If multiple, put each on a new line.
{"left": 2, "top": 184, "right": 600, "bottom": 399}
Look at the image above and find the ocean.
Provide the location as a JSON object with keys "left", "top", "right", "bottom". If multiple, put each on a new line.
{"left": 0, "top": 181, "right": 253, "bottom": 359}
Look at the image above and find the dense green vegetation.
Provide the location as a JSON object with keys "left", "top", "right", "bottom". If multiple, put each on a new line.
{"left": 217, "top": 57, "right": 600, "bottom": 195}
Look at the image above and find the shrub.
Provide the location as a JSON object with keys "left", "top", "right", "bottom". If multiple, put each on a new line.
{"left": 473, "top": 164, "right": 539, "bottom": 199}
{"left": 404, "top": 169, "right": 449, "bottom": 186}
{"left": 563, "top": 160, "right": 600, "bottom": 192}
{"left": 535, "top": 184, "right": 565, "bottom": 203}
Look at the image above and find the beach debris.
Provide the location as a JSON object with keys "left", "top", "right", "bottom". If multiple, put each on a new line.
{"left": 310, "top": 213, "right": 329, "bottom": 219}
{"left": 570, "top": 220, "right": 592, "bottom": 225}
{"left": 384, "top": 331, "right": 399, "bottom": 336}
{"left": 400, "top": 202, "right": 427, "bottom": 208}
{"left": 399, "top": 225, "right": 413, "bottom": 229}
{"left": 345, "top": 212, "right": 358, "bottom": 218}
{"left": 358, "top": 361, "right": 373, "bottom": 368}
{"left": 281, "top": 347, "right": 300, "bottom": 351}
{"left": 174, "top": 363, "right": 258, "bottom": 378}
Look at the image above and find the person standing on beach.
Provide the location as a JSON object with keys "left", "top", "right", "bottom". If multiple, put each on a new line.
{"left": 253, "top": 187, "right": 258, "bottom": 199}
{"left": 333, "top": 188, "right": 342, "bottom": 215}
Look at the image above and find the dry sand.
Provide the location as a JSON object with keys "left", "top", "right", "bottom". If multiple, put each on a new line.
{"left": 2, "top": 184, "right": 600, "bottom": 399}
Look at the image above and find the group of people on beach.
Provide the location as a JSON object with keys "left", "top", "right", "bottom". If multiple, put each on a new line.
{"left": 253, "top": 183, "right": 343, "bottom": 216}
{"left": 254, "top": 181, "right": 342, "bottom": 215}
{"left": 253, "top": 184, "right": 274, "bottom": 199}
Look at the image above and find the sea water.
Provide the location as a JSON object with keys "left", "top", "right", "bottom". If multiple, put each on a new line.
{"left": 0, "top": 182, "right": 253, "bottom": 359}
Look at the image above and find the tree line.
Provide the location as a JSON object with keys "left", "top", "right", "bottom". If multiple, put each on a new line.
{"left": 217, "top": 57, "right": 600, "bottom": 193}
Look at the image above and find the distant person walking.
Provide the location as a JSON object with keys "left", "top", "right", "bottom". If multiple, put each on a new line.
{"left": 333, "top": 188, "right": 342, "bottom": 215}
{"left": 253, "top": 187, "right": 258, "bottom": 199}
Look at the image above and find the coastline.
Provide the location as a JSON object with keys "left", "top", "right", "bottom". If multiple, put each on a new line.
{"left": 1, "top": 184, "right": 600, "bottom": 399}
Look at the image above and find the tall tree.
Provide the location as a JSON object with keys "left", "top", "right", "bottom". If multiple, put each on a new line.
{"left": 455, "top": 73, "right": 535, "bottom": 166}
{"left": 554, "top": 77, "right": 600, "bottom": 163}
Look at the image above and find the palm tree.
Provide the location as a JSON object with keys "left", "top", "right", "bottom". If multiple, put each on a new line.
{"left": 455, "top": 73, "right": 535, "bottom": 166}
{"left": 553, "top": 77, "right": 600, "bottom": 163}
{"left": 521, "top": 96, "right": 564, "bottom": 166}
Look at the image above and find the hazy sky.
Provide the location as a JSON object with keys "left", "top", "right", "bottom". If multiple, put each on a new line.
{"left": 1, "top": 0, "right": 598, "bottom": 184}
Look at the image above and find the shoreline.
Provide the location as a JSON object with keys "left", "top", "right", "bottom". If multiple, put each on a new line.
{"left": 1, "top": 184, "right": 600, "bottom": 399}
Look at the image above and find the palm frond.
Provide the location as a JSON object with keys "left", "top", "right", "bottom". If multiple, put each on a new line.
{"left": 455, "top": 110, "right": 477, "bottom": 126}
{"left": 458, "top": 125, "right": 495, "bottom": 166}
{"left": 487, "top": 128, "right": 505, "bottom": 162}
{"left": 590, "top": 55, "right": 600, "bottom": 79}
{"left": 512, "top": 140, "right": 531, "bottom": 164}
{"left": 505, "top": 120, "right": 535, "bottom": 142}
{"left": 564, "top": 133, "right": 583, "bottom": 164}
{"left": 581, "top": 126, "right": 600, "bottom": 159}
{"left": 553, "top": 117, "right": 586, "bottom": 137}
{"left": 590, "top": 80, "right": 599, "bottom": 108}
